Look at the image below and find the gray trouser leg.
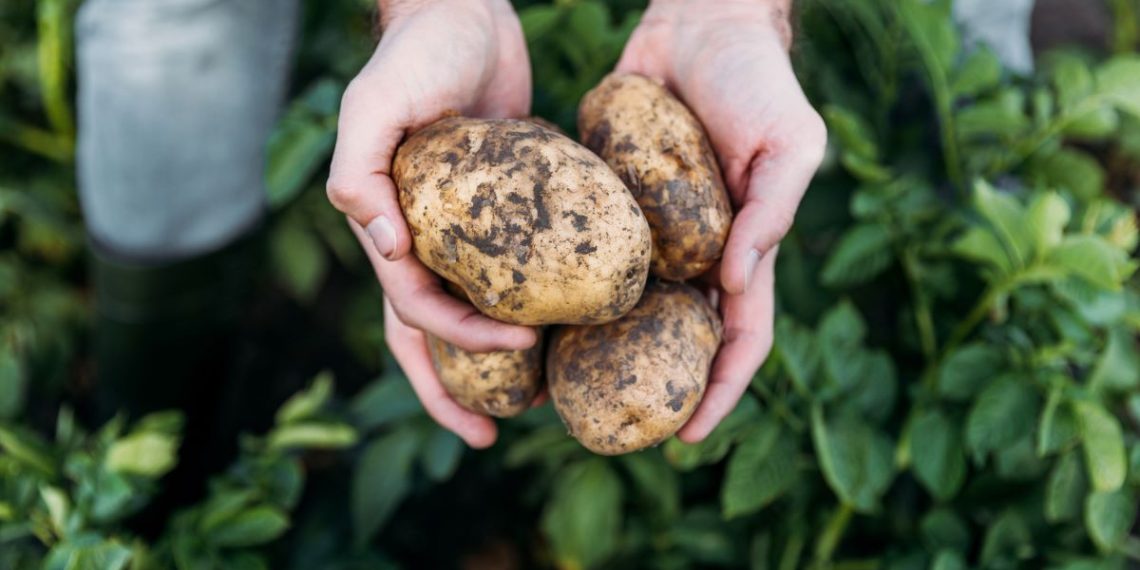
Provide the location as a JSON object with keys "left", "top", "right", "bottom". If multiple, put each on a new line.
{"left": 76, "top": 0, "right": 299, "bottom": 262}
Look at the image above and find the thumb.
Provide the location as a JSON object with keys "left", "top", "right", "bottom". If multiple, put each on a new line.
{"left": 720, "top": 143, "right": 823, "bottom": 295}
{"left": 326, "top": 80, "right": 414, "bottom": 261}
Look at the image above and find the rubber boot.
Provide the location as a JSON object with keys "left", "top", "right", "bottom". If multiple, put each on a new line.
{"left": 90, "top": 228, "right": 264, "bottom": 531}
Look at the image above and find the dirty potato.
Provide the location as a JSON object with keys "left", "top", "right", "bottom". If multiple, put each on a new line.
{"left": 394, "top": 117, "right": 652, "bottom": 325}
{"left": 547, "top": 281, "right": 722, "bottom": 455}
{"left": 427, "top": 328, "right": 544, "bottom": 418}
{"left": 579, "top": 73, "right": 733, "bottom": 281}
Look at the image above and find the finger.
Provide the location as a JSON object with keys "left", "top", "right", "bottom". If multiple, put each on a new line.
{"left": 719, "top": 111, "right": 825, "bottom": 296}
{"left": 678, "top": 248, "right": 777, "bottom": 443}
{"left": 326, "top": 76, "right": 414, "bottom": 261}
{"left": 385, "top": 299, "right": 498, "bottom": 448}
{"left": 350, "top": 220, "right": 537, "bottom": 352}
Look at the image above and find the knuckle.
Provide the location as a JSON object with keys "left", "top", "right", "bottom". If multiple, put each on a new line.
{"left": 324, "top": 178, "right": 360, "bottom": 212}
{"left": 797, "top": 112, "right": 829, "bottom": 168}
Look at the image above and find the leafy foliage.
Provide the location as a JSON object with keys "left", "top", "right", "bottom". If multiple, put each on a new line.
{"left": 3, "top": 0, "right": 1140, "bottom": 568}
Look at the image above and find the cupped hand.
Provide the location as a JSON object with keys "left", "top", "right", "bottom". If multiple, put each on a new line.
{"left": 329, "top": 0, "right": 537, "bottom": 447}
{"left": 615, "top": 0, "right": 827, "bottom": 442}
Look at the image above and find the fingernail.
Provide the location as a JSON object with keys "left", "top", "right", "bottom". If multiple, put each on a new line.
{"left": 367, "top": 215, "right": 398, "bottom": 259}
{"left": 743, "top": 248, "right": 761, "bottom": 291}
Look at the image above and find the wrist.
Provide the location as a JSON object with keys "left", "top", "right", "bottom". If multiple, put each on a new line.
{"left": 643, "top": 0, "right": 793, "bottom": 50}
{"left": 378, "top": 0, "right": 506, "bottom": 30}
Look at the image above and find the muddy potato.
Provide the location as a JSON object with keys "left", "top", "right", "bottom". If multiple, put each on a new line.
{"left": 394, "top": 117, "right": 652, "bottom": 325}
{"left": 579, "top": 73, "right": 733, "bottom": 281}
{"left": 547, "top": 281, "right": 722, "bottom": 455}
{"left": 427, "top": 328, "right": 544, "bottom": 418}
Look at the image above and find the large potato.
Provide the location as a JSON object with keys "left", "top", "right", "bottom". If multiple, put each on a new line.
{"left": 579, "top": 73, "right": 733, "bottom": 281}
{"left": 547, "top": 281, "right": 722, "bottom": 455}
{"left": 394, "top": 117, "right": 652, "bottom": 325}
{"left": 427, "top": 328, "right": 544, "bottom": 418}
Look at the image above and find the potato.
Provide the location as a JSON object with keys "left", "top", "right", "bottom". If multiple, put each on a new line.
{"left": 427, "top": 328, "right": 544, "bottom": 418}
{"left": 547, "top": 281, "right": 722, "bottom": 455}
{"left": 394, "top": 117, "right": 652, "bottom": 325}
{"left": 579, "top": 73, "right": 733, "bottom": 281}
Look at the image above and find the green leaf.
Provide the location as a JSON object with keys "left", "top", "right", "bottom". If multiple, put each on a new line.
{"left": 920, "top": 509, "right": 971, "bottom": 553}
{"left": 973, "top": 180, "right": 1032, "bottom": 269}
{"left": 995, "top": 436, "right": 1048, "bottom": 480}
{"left": 520, "top": 5, "right": 563, "bottom": 40}
{"left": 965, "top": 376, "right": 1039, "bottom": 461}
{"left": 909, "top": 409, "right": 965, "bottom": 501}
{"left": 1028, "top": 147, "right": 1107, "bottom": 201}
{"left": 980, "top": 510, "right": 1033, "bottom": 565}
{"left": 1049, "top": 52, "right": 1094, "bottom": 109}
{"left": 620, "top": 451, "right": 680, "bottom": 521}
{"left": 0, "top": 346, "right": 25, "bottom": 420}
{"left": 722, "top": 420, "right": 798, "bottom": 518}
{"left": 275, "top": 371, "right": 334, "bottom": 425}
{"left": 810, "top": 406, "right": 895, "bottom": 513}
{"left": 840, "top": 152, "right": 893, "bottom": 183}
{"left": 350, "top": 376, "right": 423, "bottom": 431}
{"left": 821, "top": 223, "right": 893, "bottom": 288}
{"left": 1045, "top": 451, "right": 1088, "bottom": 523}
{"left": 930, "top": 550, "right": 967, "bottom": 570}
{"left": 663, "top": 395, "right": 760, "bottom": 470}
{"left": 39, "top": 485, "right": 69, "bottom": 536}
{"left": 1063, "top": 106, "right": 1120, "bottom": 140}
{"left": 542, "top": 459, "right": 623, "bottom": 570}
{"left": 205, "top": 505, "right": 290, "bottom": 548}
{"left": 270, "top": 222, "right": 328, "bottom": 303}
{"left": 352, "top": 428, "right": 420, "bottom": 545}
{"left": 0, "top": 425, "right": 56, "bottom": 476}
{"left": 853, "top": 351, "right": 898, "bottom": 424}
{"left": 420, "top": 428, "right": 463, "bottom": 482}
{"left": 939, "top": 343, "right": 1002, "bottom": 401}
{"left": 818, "top": 301, "right": 868, "bottom": 394}
{"left": 1026, "top": 192, "right": 1071, "bottom": 257}
{"left": 1038, "top": 387, "right": 1080, "bottom": 456}
{"left": 267, "top": 422, "right": 357, "bottom": 451}
{"left": 822, "top": 105, "right": 879, "bottom": 160}
{"left": 951, "top": 47, "right": 1001, "bottom": 97}
{"left": 1085, "top": 489, "right": 1136, "bottom": 552}
{"left": 957, "top": 94, "right": 1031, "bottom": 139}
{"left": 773, "top": 318, "right": 821, "bottom": 396}
{"left": 1074, "top": 401, "right": 1126, "bottom": 492}
{"left": 898, "top": 0, "right": 959, "bottom": 72}
{"left": 952, "top": 226, "right": 1013, "bottom": 275}
{"left": 1094, "top": 55, "right": 1140, "bottom": 117}
{"left": 1089, "top": 326, "right": 1140, "bottom": 392}
{"left": 104, "top": 432, "right": 179, "bottom": 477}
{"left": 265, "top": 119, "right": 335, "bottom": 209}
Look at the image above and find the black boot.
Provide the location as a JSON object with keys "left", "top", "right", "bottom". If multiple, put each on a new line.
{"left": 90, "top": 229, "right": 264, "bottom": 531}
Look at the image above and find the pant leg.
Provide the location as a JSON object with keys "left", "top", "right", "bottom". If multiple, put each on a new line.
{"left": 954, "top": 0, "right": 1037, "bottom": 75}
{"left": 76, "top": 0, "right": 298, "bottom": 263}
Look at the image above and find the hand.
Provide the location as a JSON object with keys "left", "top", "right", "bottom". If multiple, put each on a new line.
{"left": 329, "top": 0, "right": 537, "bottom": 448}
{"left": 615, "top": 0, "right": 827, "bottom": 442}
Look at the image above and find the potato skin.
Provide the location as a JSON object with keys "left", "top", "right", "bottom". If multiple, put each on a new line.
{"left": 394, "top": 117, "right": 652, "bottom": 325}
{"left": 579, "top": 73, "right": 733, "bottom": 281}
{"left": 547, "top": 281, "right": 722, "bottom": 455}
{"left": 427, "top": 328, "right": 544, "bottom": 418}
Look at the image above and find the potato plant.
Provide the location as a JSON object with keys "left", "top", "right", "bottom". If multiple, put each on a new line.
{"left": 3, "top": 0, "right": 1140, "bottom": 569}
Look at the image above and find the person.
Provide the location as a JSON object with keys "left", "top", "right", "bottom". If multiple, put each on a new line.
{"left": 326, "top": 0, "right": 827, "bottom": 448}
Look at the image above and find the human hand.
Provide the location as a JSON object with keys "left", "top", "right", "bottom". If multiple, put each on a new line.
{"left": 615, "top": 0, "right": 827, "bottom": 442}
{"left": 329, "top": 0, "right": 537, "bottom": 447}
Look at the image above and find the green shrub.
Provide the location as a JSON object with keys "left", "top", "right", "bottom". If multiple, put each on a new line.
{"left": 3, "top": 0, "right": 1140, "bottom": 568}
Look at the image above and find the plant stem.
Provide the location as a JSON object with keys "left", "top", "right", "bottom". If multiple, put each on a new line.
{"left": 901, "top": 249, "right": 937, "bottom": 363}
{"left": 812, "top": 503, "right": 855, "bottom": 568}
{"left": 986, "top": 98, "right": 1103, "bottom": 175}
{"left": 897, "top": 2, "right": 964, "bottom": 192}
{"left": 778, "top": 528, "right": 806, "bottom": 570}
{"left": 942, "top": 283, "right": 1002, "bottom": 357}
